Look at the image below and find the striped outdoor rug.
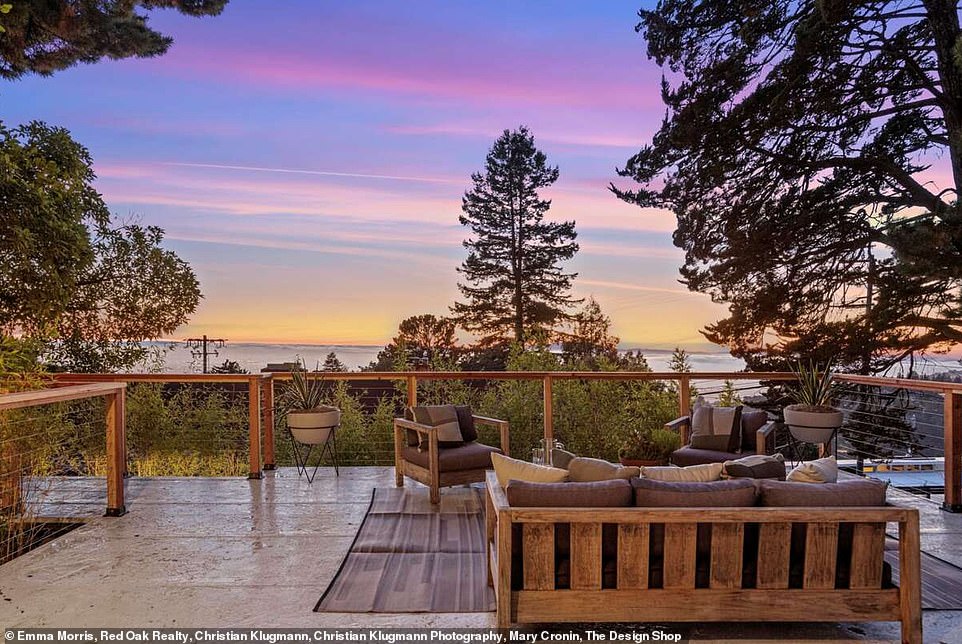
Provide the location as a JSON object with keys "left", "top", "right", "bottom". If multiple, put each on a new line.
{"left": 885, "top": 539, "right": 962, "bottom": 610}
{"left": 314, "top": 486, "right": 494, "bottom": 613}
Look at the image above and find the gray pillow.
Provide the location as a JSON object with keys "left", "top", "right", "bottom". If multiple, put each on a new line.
{"left": 506, "top": 479, "right": 632, "bottom": 507}
{"left": 631, "top": 477, "right": 757, "bottom": 507}
{"left": 758, "top": 479, "right": 888, "bottom": 507}
{"left": 550, "top": 448, "right": 577, "bottom": 470}
{"left": 568, "top": 457, "right": 640, "bottom": 482}
{"left": 690, "top": 402, "right": 743, "bottom": 452}
{"left": 723, "top": 454, "right": 786, "bottom": 480}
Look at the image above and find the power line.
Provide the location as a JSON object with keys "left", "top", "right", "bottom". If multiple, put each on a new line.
{"left": 184, "top": 334, "right": 227, "bottom": 374}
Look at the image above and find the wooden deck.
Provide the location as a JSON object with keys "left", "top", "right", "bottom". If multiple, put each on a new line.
{"left": 1, "top": 467, "right": 961, "bottom": 641}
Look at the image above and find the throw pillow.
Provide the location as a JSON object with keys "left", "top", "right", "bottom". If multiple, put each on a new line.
{"left": 550, "top": 448, "right": 577, "bottom": 470}
{"left": 786, "top": 455, "right": 838, "bottom": 483}
{"left": 639, "top": 462, "right": 724, "bottom": 482}
{"left": 632, "top": 477, "right": 758, "bottom": 507}
{"left": 409, "top": 405, "right": 464, "bottom": 449}
{"left": 723, "top": 453, "right": 786, "bottom": 480}
{"left": 490, "top": 452, "right": 568, "bottom": 487}
{"left": 453, "top": 405, "right": 479, "bottom": 443}
{"left": 567, "top": 457, "right": 640, "bottom": 482}
{"left": 689, "top": 398, "right": 743, "bottom": 452}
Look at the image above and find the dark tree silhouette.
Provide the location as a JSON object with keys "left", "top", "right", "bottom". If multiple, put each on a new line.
{"left": 0, "top": 0, "right": 227, "bottom": 80}
{"left": 453, "top": 127, "right": 580, "bottom": 347}
{"left": 616, "top": 0, "right": 962, "bottom": 374}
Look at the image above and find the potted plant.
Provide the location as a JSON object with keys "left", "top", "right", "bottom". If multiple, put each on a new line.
{"left": 280, "top": 363, "right": 340, "bottom": 445}
{"left": 783, "top": 361, "right": 843, "bottom": 445}
{"left": 619, "top": 428, "right": 681, "bottom": 466}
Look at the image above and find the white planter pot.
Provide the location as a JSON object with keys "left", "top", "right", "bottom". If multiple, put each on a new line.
{"left": 783, "top": 404, "right": 843, "bottom": 445}
{"left": 287, "top": 407, "right": 340, "bottom": 445}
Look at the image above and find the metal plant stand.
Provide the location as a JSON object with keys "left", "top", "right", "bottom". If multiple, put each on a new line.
{"left": 289, "top": 424, "right": 339, "bottom": 483}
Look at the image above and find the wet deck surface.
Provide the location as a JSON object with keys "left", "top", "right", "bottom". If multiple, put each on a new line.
{"left": 2, "top": 467, "right": 962, "bottom": 642}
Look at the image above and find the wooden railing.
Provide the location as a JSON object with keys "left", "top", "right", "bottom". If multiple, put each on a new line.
{"left": 51, "top": 373, "right": 271, "bottom": 478}
{"left": 0, "top": 382, "right": 127, "bottom": 516}
{"left": 36, "top": 369, "right": 962, "bottom": 513}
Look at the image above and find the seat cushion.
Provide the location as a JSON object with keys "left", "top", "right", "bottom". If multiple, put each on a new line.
{"left": 400, "top": 441, "right": 501, "bottom": 472}
{"left": 409, "top": 405, "right": 464, "bottom": 447}
{"left": 758, "top": 478, "right": 888, "bottom": 507}
{"left": 740, "top": 409, "right": 770, "bottom": 452}
{"left": 505, "top": 479, "right": 632, "bottom": 507}
{"left": 671, "top": 446, "right": 741, "bottom": 466}
{"left": 632, "top": 477, "right": 758, "bottom": 507}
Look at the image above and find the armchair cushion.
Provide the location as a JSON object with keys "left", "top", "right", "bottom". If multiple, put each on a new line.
{"left": 400, "top": 441, "right": 501, "bottom": 472}
{"left": 740, "top": 409, "right": 770, "bottom": 452}
{"left": 689, "top": 399, "right": 743, "bottom": 452}
{"left": 409, "top": 405, "right": 464, "bottom": 448}
{"left": 454, "top": 405, "right": 478, "bottom": 442}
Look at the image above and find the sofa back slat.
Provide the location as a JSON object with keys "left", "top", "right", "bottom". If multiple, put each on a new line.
{"left": 522, "top": 524, "right": 555, "bottom": 590}
{"left": 710, "top": 523, "right": 745, "bottom": 589}
{"left": 757, "top": 522, "right": 792, "bottom": 589}
{"left": 850, "top": 522, "right": 886, "bottom": 589}
{"left": 804, "top": 522, "right": 839, "bottom": 589}
{"left": 616, "top": 524, "right": 649, "bottom": 589}
{"left": 570, "top": 523, "right": 603, "bottom": 589}
{"left": 664, "top": 523, "right": 698, "bottom": 588}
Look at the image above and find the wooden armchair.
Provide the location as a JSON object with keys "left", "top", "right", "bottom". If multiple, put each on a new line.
{"left": 393, "top": 413, "right": 509, "bottom": 504}
{"left": 667, "top": 408, "right": 778, "bottom": 466}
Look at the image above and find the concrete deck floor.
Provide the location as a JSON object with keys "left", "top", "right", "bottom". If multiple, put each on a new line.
{"left": 1, "top": 467, "right": 962, "bottom": 643}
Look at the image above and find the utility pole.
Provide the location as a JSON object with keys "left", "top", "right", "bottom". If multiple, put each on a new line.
{"left": 184, "top": 335, "right": 227, "bottom": 373}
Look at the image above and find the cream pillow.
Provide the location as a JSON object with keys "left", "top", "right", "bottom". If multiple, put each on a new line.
{"left": 787, "top": 456, "right": 838, "bottom": 483}
{"left": 491, "top": 452, "right": 568, "bottom": 487}
{"left": 568, "top": 457, "right": 640, "bottom": 482}
{"left": 639, "top": 462, "right": 724, "bottom": 482}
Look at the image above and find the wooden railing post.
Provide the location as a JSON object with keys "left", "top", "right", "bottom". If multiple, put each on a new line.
{"left": 262, "top": 375, "right": 275, "bottom": 471}
{"left": 406, "top": 375, "right": 417, "bottom": 408}
{"left": 248, "top": 377, "right": 262, "bottom": 480}
{"left": 105, "top": 386, "right": 127, "bottom": 517}
{"left": 944, "top": 390, "right": 961, "bottom": 512}
{"left": 543, "top": 375, "right": 554, "bottom": 447}
{"left": 679, "top": 376, "right": 691, "bottom": 417}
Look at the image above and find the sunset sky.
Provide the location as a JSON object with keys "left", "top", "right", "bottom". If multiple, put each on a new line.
{"left": 4, "top": 0, "right": 729, "bottom": 349}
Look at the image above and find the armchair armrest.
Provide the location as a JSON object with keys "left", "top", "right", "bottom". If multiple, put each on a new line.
{"left": 473, "top": 415, "right": 510, "bottom": 457}
{"left": 756, "top": 420, "right": 778, "bottom": 455}
{"left": 665, "top": 415, "right": 691, "bottom": 445}
{"left": 393, "top": 417, "right": 435, "bottom": 436}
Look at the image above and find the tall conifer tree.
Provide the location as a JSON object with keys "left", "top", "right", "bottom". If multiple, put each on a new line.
{"left": 453, "top": 127, "right": 580, "bottom": 347}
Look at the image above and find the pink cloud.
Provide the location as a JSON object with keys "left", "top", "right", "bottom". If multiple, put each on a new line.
{"left": 154, "top": 38, "right": 664, "bottom": 112}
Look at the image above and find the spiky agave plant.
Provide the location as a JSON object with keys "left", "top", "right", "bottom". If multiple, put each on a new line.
{"left": 282, "top": 362, "right": 327, "bottom": 412}
{"left": 788, "top": 361, "right": 837, "bottom": 411}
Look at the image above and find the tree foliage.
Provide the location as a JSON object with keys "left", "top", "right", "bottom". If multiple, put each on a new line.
{"left": 321, "top": 351, "right": 346, "bottom": 373}
{"left": 0, "top": 0, "right": 227, "bottom": 80}
{"left": 617, "top": 0, "right": 962, "bottom": 373}
{"left": 453, "top": 127, "right": 580, "bottom": 347}
{"left": 364, "top": 314, "right": 458, "bottom": 371}
{"left": 561, "top": 297, "right": 620, "bottom": 363}
{"left": 0, "top": 121, "right": 201, "bottom": 371}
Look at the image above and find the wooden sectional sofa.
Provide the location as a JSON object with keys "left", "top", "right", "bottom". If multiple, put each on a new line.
{"left": 484, "top": 472, "right": 922, "bottom": 643}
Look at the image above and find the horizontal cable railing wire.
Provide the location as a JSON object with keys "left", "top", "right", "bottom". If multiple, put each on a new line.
{"left": 1, "top": 396, "right": 108, "bottom": 562}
